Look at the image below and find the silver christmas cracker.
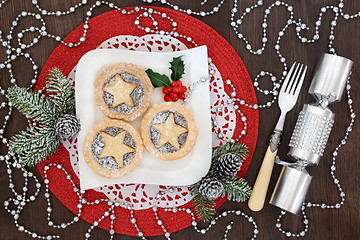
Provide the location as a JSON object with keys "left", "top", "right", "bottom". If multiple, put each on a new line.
{"left": 270, "top": 53, "right": 353, "bottom": 214}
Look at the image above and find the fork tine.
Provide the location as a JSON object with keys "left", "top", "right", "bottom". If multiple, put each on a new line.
{"left": 280, "top": 62, "right": 296, "bottom": 94}
{"left": 293, "top": 65, "right": 307, "bottom": 96}
{"left": 289, "top": 64, "right": 303, "bottom": 95}
{"left": 285, "top": 63, "right": 301, "bottom": 93}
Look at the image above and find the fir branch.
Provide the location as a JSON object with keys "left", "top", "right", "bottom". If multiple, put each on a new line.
{"left": 10, "top": 125, "right": 56, "bottom": 153}
{"left": 46, "top": 67, "right": 75, "bottom": 115}
{"left": 222, "top": 177, "right": 252, "bottom": 202}
{"left": 6, "top": 67, "right": 76, "bottom": 167}
{"left": 190, "top": 142, "right": 252, "bottom": 222}
{"left": 212, "top": 142, "right": 248, "bottom": 162}
{"left": 7, "top": 86, "right": 57, "bottom": 125}
{"left": 190, "top": 184, "right": 216, "bottom": 222}
{"left": 10, "top": 125, "right": 59, "bottom": 167}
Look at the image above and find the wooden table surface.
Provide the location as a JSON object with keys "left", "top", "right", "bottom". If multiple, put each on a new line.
{"left": 1, "top": 1, "right": 359, "bottom": 239}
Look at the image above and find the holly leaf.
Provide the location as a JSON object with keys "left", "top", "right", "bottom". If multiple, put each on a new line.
{"left": 145, "top": 69, "right": 171, "bottom": 88}
{"left": 170, "top": 56, "right": 185, "bottom": 81}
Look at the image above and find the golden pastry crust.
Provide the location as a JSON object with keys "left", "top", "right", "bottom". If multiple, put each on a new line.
{"left": 141, "top": 102, "right": 198, "bottom": 161}
{"left": 83, "top": 118, "right": 143, "bottom": 178}
{"left": 94, "top": 63, "right": 153, "bottom": 121}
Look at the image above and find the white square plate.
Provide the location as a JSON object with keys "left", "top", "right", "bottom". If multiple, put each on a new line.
{"left": 76, "top": 46, "right": 212, "bottom": 190}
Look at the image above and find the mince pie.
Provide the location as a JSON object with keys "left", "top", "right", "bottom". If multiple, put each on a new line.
{"left": 141, "top": 102, "right": 198, "bottom": 161}
{"left": 83, "top": 118, "right": 143, "bottom": 178}
{"left": 94, "top": 63, "right": 152, "bottom": 121}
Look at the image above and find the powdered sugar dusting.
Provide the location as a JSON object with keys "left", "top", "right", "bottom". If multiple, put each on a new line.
{"left": 149, "top": 111, "right": 188, "bottom": 153}
{"left": 103, "top": 72, "right": 144, "bottom": 114}
{"left": 91, "top": 127, "right": 136, "bottom": 170}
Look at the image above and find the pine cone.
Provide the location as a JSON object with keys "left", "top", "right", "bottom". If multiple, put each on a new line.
{"left": 55, "top": 114, "right": 80, "bottom": 140}
{"left": 198, "top": 177, "right": 224, "bottom": 201}
{"left": 216, "top": 153, "right": 242, "bottom": 179}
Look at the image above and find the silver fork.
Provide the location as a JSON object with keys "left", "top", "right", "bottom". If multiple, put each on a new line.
{"left": 248, "top": 63, "right": 307, "bottom": 212}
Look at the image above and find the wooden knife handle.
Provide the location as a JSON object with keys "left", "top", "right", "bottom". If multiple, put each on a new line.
{"left": 248, "top": 146, "right": 278, "bottom": 212}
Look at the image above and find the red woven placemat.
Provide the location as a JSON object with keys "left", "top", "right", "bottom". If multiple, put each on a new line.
{"left": 36, "top": 6, "right": 258, "bottom": 236}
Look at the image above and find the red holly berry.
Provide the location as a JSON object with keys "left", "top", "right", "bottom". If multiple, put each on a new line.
{"left": 169, "top": 92, "right": 177, "bottom": 98}
{"left": 163, "top": 87, "right": 170, "bottom": 95}
{"left": 164, "top": 94, "right": 171, "bottom": 102}
{"left": 170, "top": 92, "right": 178, "bottom": 102}
{"left": 173, "top": 87, "right": 180, "bottom": 94}
{"left": 162, "top": 81, "right": 187, "bottom": 102}
{"left": 179, "top": 93, "right": 185, "bottom": 100}
{"left": 172, "top": 95, "right": 179, "bottom": 102}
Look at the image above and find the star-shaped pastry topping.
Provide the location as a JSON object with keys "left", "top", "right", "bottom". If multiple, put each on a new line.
{"left": 103, "top": 74, "right": 137, "bottom": 108}
{"left": 99, "top": 131, "right": 134, "bottom": 167}
{"left": 152, "top": 113, "right": 188, "bottom": 150}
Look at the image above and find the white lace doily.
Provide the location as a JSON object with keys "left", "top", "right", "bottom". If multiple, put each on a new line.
{"left": 64, "top": 34, "right": 236, "bottom": 210}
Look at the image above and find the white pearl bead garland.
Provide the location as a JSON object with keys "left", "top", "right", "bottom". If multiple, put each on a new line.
{"left": 143, "top": 0, "right": 226, "bottom": 17}
{"left": 276, "top": 206, "right": 309, "bottom": 237}
{"left": 212, "top": 78, "right": 249, "bottom": 142}
{"left": 43, "top": 165, "right": 83, "bottom": 229}
{"left": 157, "top": 188, "right": 259, "bottom": 240}
{"left": 0, "top": 0, "right": 357, "bottom": 239}
{"left": 3, "top": 154, "right": 59, "bottom": 240}
{"left": 0, "top": 0, "right": 9, "bottom": 8}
